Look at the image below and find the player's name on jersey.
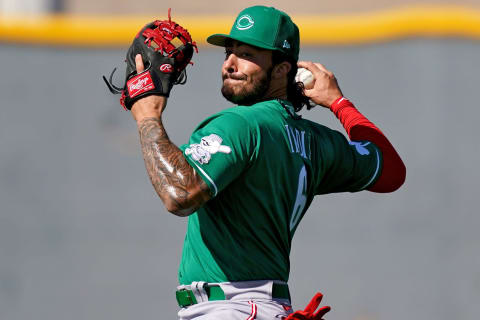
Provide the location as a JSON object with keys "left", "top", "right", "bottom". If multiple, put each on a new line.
{"left": 285, "top": 125, "right": 311, "bottom": 160}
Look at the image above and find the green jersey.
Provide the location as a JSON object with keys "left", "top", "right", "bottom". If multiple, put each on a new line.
{"left": 178, "top": 99, "right": 382, "bottom": 285}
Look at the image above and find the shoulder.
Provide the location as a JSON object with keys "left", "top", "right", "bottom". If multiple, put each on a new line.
{"left": 194, "top": 107, "right": 250, "bottom": 130}
{"left": 198, "top": 101, "right": 279, "bottom": 128}
{"left": 191, "top": 106, "right": 262, "bottom": 144}
{"left": 297, "top": 117, "right": 344, "bottom": 140}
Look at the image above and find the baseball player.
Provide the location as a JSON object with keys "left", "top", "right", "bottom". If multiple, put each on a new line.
{"left": 124, "top": 5, "right": 406, "bottom": 320}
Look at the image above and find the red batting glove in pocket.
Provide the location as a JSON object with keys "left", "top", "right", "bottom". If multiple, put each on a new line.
{"left": 285, "top": 292, "right": 331, "bottom": 320}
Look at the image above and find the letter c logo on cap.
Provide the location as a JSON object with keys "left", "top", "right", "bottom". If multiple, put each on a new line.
{"left": 236, "top": 15, "right": 254, "bottom": 30}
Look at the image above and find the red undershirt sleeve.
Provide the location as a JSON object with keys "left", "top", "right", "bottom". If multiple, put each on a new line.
{"left": 330, "top": 97, "right": 406, "bottom": 193}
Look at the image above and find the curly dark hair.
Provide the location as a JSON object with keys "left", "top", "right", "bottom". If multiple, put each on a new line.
{"left": 272, "top": 51, "right": 315, "bottom": 113}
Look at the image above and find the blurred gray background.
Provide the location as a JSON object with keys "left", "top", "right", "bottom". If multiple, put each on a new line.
{"left": 1, "top": 38, "right": 479, "bottom": 320}
{"left": 1, "top": 0, "right": 480, "bottom": 319}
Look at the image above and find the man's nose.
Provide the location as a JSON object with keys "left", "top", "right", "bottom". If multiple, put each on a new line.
{"left": 223, "top": 54, "right": 237, "bottom": 73}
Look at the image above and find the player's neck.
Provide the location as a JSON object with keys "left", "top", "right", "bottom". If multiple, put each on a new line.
{"left": 263, "top": 81, "right": 288, "bottom": 100}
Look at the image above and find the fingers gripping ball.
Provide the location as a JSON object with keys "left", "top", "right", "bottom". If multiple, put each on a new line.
{"left": 295, "top": 68, "right": 315, "bottom": 90}
{"left": 103, "top": 9, "right": 198, "bottom": 110}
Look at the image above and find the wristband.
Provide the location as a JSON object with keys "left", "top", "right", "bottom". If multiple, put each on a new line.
{"left": 330, "top": 96, "right": 355, "bottom": 116}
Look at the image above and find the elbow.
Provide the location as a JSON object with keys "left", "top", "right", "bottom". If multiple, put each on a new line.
{"left": 368, "top": 161, "right": 406, "bottom": 193}
{"left": 166, "top": 206, "right": 195, "bottom": 217}
{"left": 393, "top": 163, "right": 407, "bottom": 191}
{"left": 163, "top": 197, "right": 198, "bottom": 217}
{"left": 154, "top": 177, "right": 211, "bottom": 216}
{"left": 161, "top": 188, "right": 209, "bottom": 217}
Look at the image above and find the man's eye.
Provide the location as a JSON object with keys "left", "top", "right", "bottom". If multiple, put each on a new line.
{"left": 240, "top": 52, "right": 252, "bottom": 58}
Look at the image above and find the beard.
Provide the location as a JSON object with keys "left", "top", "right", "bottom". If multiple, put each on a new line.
{"left": 221, "top": 67, "right": 273, "bottom": 106}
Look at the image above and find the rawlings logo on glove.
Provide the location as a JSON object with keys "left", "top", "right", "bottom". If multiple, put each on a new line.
{"left": 159, "top": 64, "right": 174, "bottom": 73}
{"left": 127, "top": 72, "right": 154, "bottom": 98}
{"left": 103, "top": 8, "right": 198, "bottom": 110}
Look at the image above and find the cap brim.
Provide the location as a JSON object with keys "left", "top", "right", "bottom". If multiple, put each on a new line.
{"left": 207, "top": 33, "right": 278, "bottom": 52}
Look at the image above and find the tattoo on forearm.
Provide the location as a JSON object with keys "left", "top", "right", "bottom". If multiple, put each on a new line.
{"left": 138, "top": 117, "right": 210, "bottom": 214}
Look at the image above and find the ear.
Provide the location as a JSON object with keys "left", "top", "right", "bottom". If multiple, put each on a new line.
{"left": 272, "top": 61, "right": 292, "bottom": 79}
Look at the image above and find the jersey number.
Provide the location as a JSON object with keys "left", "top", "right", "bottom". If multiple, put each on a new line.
{"left": 289, "top": 165, "right": 307, "bottom": 231}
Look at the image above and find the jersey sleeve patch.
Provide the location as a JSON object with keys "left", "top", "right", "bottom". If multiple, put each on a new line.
{"left": 185, "top": 134, "right": 231, "bottom": 164}
{"left": 349, "top": 141, "right": 371, "bottom": 155}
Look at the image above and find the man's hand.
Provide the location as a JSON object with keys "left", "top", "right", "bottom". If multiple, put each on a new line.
{"left": 130, "top": 54, "right": 168, "bottom": 123}
{"left": 297, "top": 61, "right": 343, "bottom": 109}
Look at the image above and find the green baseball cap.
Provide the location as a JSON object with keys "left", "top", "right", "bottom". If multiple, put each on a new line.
{"left": 207, "top": 6, "right": 300, "bottom": 61}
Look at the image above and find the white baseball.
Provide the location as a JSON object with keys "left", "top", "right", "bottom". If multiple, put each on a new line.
{"left": 295, "top": 68, "right": 315, "bottom": 89}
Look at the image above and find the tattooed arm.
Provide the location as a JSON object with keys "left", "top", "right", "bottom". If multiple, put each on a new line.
{"left": 137, "top": 114, "right": 211, "bottom": 216}
{"left": 130, "top": 54, "right": 211, "bottom": 217}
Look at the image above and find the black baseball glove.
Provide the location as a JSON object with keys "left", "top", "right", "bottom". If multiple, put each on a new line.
{"left": 103, "top": 9, "right": 198, "bottom": 110}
